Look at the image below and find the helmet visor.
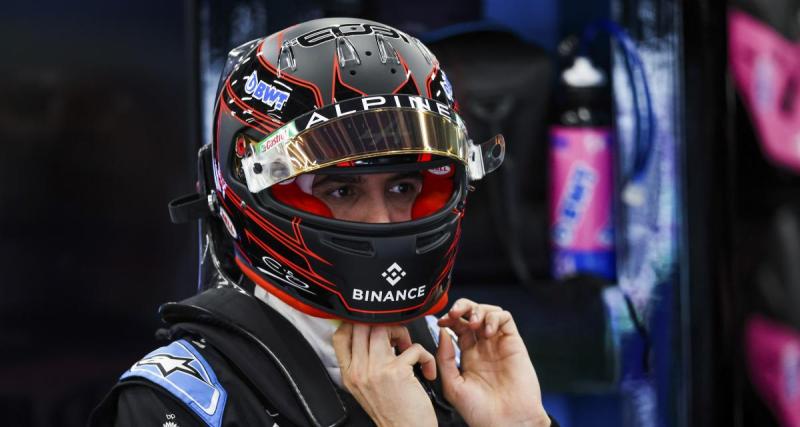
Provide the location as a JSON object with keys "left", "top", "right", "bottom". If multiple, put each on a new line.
{"left": 239, "top": 99, "right": 505, "bottom": 194}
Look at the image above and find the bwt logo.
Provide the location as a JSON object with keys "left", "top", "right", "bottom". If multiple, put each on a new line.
{"left": 381, "top": 262, "right": 406, "bottom": 286}
{"left": 440, "top": 71, "right": 454, "bottom": 101}
{"left": 244, "top": 71, "right": 290, "bottom": 110}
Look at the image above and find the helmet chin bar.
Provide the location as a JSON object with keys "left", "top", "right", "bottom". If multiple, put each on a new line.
{"left": 240, "top": 188, "right": 464, "bottom": 323}
{"left": 236, "top": 249, "right": 454, "bottom": 324}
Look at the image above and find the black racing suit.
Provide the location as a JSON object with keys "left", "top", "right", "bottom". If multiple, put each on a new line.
{"left": 89, "top": 287, "right": 466, "bottom": 427}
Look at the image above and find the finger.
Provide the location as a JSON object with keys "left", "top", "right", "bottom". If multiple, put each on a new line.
{"left": 366, "top": 325, "right": 413, "bottom": 359}
{"left": 396, "top": 343, "right": 437, "bottom": 381}
{"left": 445, "top": 298, "right": 478, "bottom": 321}
{"left": 442, "top": 298, "right": 479, "bottom": 335}
{"left": 437, "top": 315, "right": 478, "bottom": 349}
{"left": 437, "top": 313, "right": 472, "bottom": 335}
{"left": 497, "top": 310, "right": 519, "bottom": 336}
{"left": 444, "top": 299, "right": 502, "bottom": 331}
{"left": 467, "top": 304, "right": 503, "bottom": 331}
{"left": 351, "top": 323, "right": 371, "bottom": 371}
{"left": 388, "top": 325, "right": 412, "bottom": 353}
{"left": 368, "top": 325, "right": 391, "bottom": 359}
{"left": 483, "top": 310, "right": 513, "bottom": 338}
{"left": 332, "top": 323, "right": 354, "bottom": 370}
{"left": 436, "top": 328, "right": 462, "bottom": 392}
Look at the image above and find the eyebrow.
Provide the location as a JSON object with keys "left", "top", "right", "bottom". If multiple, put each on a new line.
{"left": 312, "top": 171, "right": 422, "bottom": 188}
{"left": 388, "top": 171, "right": 423, "bottom": 182}
{"left": 312, "top": 175, "right": 363, "bottom": 188}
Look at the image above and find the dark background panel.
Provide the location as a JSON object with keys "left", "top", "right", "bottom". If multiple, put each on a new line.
{"left": 0, "top": 2, "right": 197, "bottom": 425}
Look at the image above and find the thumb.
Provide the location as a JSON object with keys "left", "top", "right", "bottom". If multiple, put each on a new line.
{"left": 436, "top": 328, "right": 462, "bottom": 390}
{"left": 397, "top": 343, "right": 437, "bottom": 381}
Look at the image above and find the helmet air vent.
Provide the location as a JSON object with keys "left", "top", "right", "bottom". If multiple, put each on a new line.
{"left": 324, "top": 236, "right": 375, "bottom": 257}
{"left": 277, "top": 41, "right": 297, "bottom": 75}
{"left": 336, "top": 36, "right": 361, "bottom": 68}
{"left": 375, "top": 34, "right": 400, "bottom": 65}
{"left": 412, "top": 37, "right": 437, "bottom": 66}
{"left": 416, "top": 231, "right": 450, "bottom": 254}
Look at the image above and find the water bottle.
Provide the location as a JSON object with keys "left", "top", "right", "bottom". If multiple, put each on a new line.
{"left": 549, "top": 56, "right": 616, "bottom": 281}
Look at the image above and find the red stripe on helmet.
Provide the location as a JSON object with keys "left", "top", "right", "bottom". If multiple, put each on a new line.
{"left": 257, "top": 39, "right": 324, "bottom": 108}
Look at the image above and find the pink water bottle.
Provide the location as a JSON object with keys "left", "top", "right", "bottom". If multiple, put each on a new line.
{"left": 549, "top": 56, "right": 616, "bottom": 281}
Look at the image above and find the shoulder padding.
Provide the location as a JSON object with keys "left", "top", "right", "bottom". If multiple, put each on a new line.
{"left": 121, "top": 339, "right": 227, "bottom": 427}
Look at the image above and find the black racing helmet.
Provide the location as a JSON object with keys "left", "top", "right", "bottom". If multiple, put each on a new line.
{"left": 201, "top": 18, "right": 504, "bottom": 323}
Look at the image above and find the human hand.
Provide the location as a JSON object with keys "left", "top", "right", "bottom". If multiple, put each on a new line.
{"left": 333, "top": 323, "right": 438, "bottom": 427}
{"left": 437, "top": 298, "right": 550, "bottom": 427}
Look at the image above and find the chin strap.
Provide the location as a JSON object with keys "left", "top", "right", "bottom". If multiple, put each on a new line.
{"left": 168, "top": 192, "right": 213, "bottom": 224}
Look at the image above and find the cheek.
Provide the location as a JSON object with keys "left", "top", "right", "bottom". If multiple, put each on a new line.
{"left": 326, "top": 198, "right": 377, "bottom": 222}
{"left": 320, "top": 189, "right": 417, "bottom": 223}
{"left": 325, "top": 202, "right": 356, "bottom": 221}
{"left": 387, "top": 199, "right": 414, "bottom": 223}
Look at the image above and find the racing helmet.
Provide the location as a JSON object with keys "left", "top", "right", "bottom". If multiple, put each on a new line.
{"left": 181, "top": 18, "right": 505, "bottom": 323}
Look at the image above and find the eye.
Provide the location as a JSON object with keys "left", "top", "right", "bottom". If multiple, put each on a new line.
{"left": 328, "top": 185, "right": 354, "bottom": 198}
{"left": 388, "top": 181, "right": 421, "bottom": 195}
{"left": 389, "top": 183, "right": 412, "bottom": 193}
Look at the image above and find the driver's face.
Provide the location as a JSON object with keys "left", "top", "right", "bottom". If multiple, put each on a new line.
{"left": 311, "top": 172, "right": 423, "bottom": 223}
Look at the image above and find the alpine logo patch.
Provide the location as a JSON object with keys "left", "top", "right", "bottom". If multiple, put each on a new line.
{"left": 244, "top": 71, "right": 291, "bottom": 110}
{"left": 122, "top": 340, "right": 227, "bottom": 427}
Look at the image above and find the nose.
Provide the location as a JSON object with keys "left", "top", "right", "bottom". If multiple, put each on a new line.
{"left": 360, "top": 196, "right": 392, "bottom": 223}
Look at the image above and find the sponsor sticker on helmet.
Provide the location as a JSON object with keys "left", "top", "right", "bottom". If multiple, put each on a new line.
{"left": 294, "top": 23, "right": 410, "bottom": 48}
{"left": 244, "top": 71, "right": 291, "bottom": 110}
{"left": 219, "top": 209, "right": 238, "bottom": 239}
{"left": 427, "top": 165, "right": 453, "bottom": 176}
{"left": 350, "top": 262, "right": 428, "bottom": 304}
{"left": 381, "top": 262, "right": 406, "bottom": 286}
{"left": 440, "top": 71, "right": 454, "bottom": 101}
{"left": 256, "top": 256, "right": 315, "bottom": 295}
{"left": 352, "top": 285, "right": 427, "bottom": 303}
{"left": 259, "top": 125, "right": 292, "bottom": 153}
{"left": 294, "top": 94, "right": 457, "bottom": 131}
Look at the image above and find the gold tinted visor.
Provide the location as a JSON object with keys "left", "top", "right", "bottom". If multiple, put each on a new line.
{"left": 241, "top": 107, "right": 504, "bottom": 194}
